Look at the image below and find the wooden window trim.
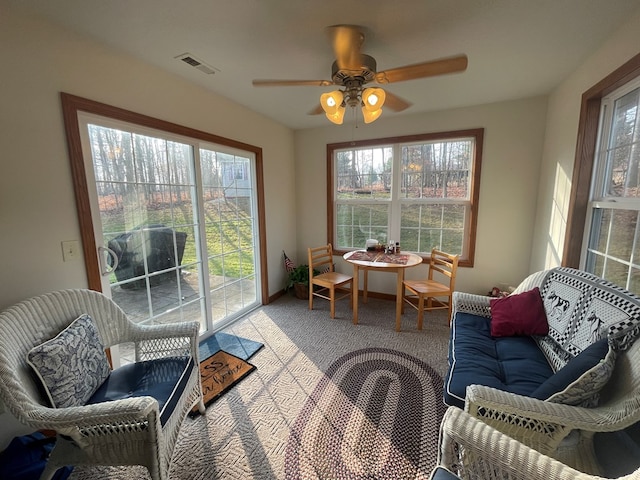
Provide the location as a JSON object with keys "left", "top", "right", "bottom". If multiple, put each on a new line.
{"left": 60, "top": 92, "right": 270, "bottom": 304}
{"left": 563, "top": 52, "right": 640, "bottom": 267}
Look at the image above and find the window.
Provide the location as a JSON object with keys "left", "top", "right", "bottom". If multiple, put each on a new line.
{"left": 61, "top": 93, "right": 268, "bottom": 342}
{"left": 583, "top": 78, "right": 640, "bottom": 292}
{"left": 563, "top": 52, "right": 640, "bottom": 270}
{"left": 328, "top": 129, "right": 483, "bottom": 266}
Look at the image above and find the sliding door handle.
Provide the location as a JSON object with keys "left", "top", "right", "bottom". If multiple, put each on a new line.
{"left": 98, "top": 246, "right": 119, "bottom": 276}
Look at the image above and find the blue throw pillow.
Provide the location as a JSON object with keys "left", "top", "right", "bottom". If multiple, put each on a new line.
{"left": 26, "top": 314, "right": 111, "bottom": 408}
{"left": 530, "top": 338, "right": 613, "bottom": 404}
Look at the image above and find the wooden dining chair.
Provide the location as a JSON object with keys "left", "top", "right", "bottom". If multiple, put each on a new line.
{"left": 402, "top": 248, "right": 459, "bottom": 328}
{"left": 308, "top": 244, "right": 354, "bottom": 319}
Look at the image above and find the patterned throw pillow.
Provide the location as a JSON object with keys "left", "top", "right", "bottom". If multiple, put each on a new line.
{"left": 530, "top": 339, "right": 611, "bottom": 404}
{"left": 26, "top": 314, "right": 111, "bottom": 408}
{"left": 544, "top": 343, "right": 616, "bottom": 407}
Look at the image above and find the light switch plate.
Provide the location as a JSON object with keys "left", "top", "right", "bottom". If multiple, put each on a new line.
{"left": 61, "top": 240, "right": 80, "bottom": 262}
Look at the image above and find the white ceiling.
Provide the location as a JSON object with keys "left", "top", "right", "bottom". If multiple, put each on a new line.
{"left": 8, "top": 0, "right": 640, "bottom": 129}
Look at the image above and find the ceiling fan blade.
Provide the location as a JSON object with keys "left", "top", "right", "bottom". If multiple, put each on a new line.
{"left": 327, "top": 24, "right": 365, "bottom": 71}
{"left": 252, "top": 79, "right": 333, "bottom": 87}
{"left": 375, "top": 55, "right": 468, "bottom": 84}
{"left": 308, "top": 104, "right": 325, "bottom": 115}
{"left": 383, "top": 91, "right": 412, "bottom": 112}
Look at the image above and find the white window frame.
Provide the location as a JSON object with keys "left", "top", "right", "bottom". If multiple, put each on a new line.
{"left": 328, "top": 129, "right": 484, "bottom": 266}
{"left": 582, "top": 76, "right": 640, "bottom": 291}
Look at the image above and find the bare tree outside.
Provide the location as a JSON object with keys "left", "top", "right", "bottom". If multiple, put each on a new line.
{"left": 86, "top": 123, "right": 259, "bottom": 328}
{"left": 335, "top": 138, "right": 475, "bottom": 255}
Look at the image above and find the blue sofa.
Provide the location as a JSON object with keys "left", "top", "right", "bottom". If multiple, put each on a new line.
{"left": 443, "top": 267, "right": 639, "bottom": 409}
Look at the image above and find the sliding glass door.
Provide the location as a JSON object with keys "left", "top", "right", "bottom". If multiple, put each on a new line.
{"left": 77, "top": 113, "right": 261, "bottom": 347}
{"left": 199, "top": 146, "right": 259, "bottom": 323}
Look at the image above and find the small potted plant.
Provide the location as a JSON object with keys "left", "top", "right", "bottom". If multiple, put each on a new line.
{"left": 286, "top": 264, "right": 318, "bottom": 299}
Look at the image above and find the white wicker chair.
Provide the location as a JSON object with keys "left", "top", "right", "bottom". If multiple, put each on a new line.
{"left": 438, "top": 407, "right": 640, "bottom": 480}
{"left": 0, "top": 289, "right": 205, "bottom": 480}
{"left": 452, "top": 290, "right": 640, "bottom": 475}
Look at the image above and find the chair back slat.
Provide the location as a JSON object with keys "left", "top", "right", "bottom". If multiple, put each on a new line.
{"left": 429, "top": 249, "right": 459, "bottom": 290}
{"left": 404, "top": 248, "right": 459, "bottom": 329}
{"left": 307, "top": 244, "right": 353, "bottom": 319}
{"left": 308, "top": 244, "right": 335, "bottom": 274}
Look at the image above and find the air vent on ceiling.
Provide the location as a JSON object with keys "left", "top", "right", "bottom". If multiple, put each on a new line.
{"left": 175, "top": 53, "right": 218, "bottom": 75}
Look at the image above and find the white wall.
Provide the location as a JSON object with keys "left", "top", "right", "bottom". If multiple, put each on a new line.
{"left": 295, "top": 96, "right": 548, "bottom": 295}
{"left": 0, "top": 6, "right": 296, "bottom": 445}
{"left": 0, "top": 6, "right": 297, "bottom": 310}
{"left": 530, "top": 10, "right": 640, "bottom": 271}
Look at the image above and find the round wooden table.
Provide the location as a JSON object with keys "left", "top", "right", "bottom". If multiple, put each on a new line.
{"left": 343, "top": 250, "right": 423, "bottom": 331}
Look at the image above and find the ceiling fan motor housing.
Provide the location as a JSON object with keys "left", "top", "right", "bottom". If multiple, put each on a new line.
{"left": 331, "top": 54, "right": 377, "bottom": 86}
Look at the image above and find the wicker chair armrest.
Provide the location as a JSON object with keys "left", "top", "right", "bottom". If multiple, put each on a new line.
{"left": 23, "top": 396, "right": 158, "bottom": 434}
{"left": 452, "top": 292, "right": 492, "bottom": 318}
{"left": 128, "top": 320, "right": 199, "bottom": 342}
{"left": 465, "top": 384, "right": 640, "bottom": 458}
{"left": 127, "top": 321, "right": 200, "bottom": 361}
{"left": 467, "top": 384, "right": 636, "bottom": 431}
{"left": 438, "top": 407, "right": 605, "bottom": 480}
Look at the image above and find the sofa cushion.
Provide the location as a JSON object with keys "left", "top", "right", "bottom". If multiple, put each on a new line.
{"left": 529, "top": 338, "right": 610, "bottom": 401}
{"left": 86, "top": 356, "right": 194, "bottom": 426}
{"left": 490, "top": 287, "right": 549, "bottom": 337}
{"left": 26, "top": 314, "right": 111, "bottom": 408}
{"left": 444, "top": 312, "right": 554, "bottom": 408}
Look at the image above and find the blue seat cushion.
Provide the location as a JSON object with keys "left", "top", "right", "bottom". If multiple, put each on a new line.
{"left": 87, "top": 356, "right": 194, "bottom": 426}
{"left": 444, "top": 312, "right": 553, "bottom": 408}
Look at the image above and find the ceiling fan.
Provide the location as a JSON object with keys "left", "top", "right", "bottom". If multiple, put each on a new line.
{"left": 252, "top": 25, "right": 468, "bottom": 125}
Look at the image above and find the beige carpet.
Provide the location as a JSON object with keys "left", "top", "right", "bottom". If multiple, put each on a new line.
{"left": 69, "top": 294, "right": 452, "bottom": 480}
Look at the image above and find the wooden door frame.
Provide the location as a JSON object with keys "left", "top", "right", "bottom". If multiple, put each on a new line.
{"left": 60, "top": 92, "right": 270, "bottom": 305}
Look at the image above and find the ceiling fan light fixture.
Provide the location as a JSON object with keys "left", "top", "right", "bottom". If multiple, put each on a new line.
{"left": 362, "top": 87, "right": 386, "bottom": 111}
{"left": 325, "top": 105, "right": 346, "bottom": 124}
{"left": 320, "top": 90, "right": 344, "bottom": 114}
{"left": 361, "top": 106, "right": 383, "bottom": 124}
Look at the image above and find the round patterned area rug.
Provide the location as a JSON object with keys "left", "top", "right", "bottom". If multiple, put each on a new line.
{"left": 284, "top": 348, "right": 446, "bottom": 480}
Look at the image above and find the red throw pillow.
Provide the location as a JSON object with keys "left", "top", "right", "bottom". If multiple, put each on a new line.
{"left": 490, "top": 287, "right": 549, "bottom": 337}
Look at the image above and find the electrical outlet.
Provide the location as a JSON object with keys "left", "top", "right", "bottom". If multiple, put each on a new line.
{"left": 61, "top": 240, "right": 80, "bottom": 262}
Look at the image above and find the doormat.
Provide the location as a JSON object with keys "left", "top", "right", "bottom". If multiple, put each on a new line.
{"left": 193, "top": 350, "right": 256, "bottom": 413}
{"left": 199, "top": 332, "right": 264, "bottom": 361}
